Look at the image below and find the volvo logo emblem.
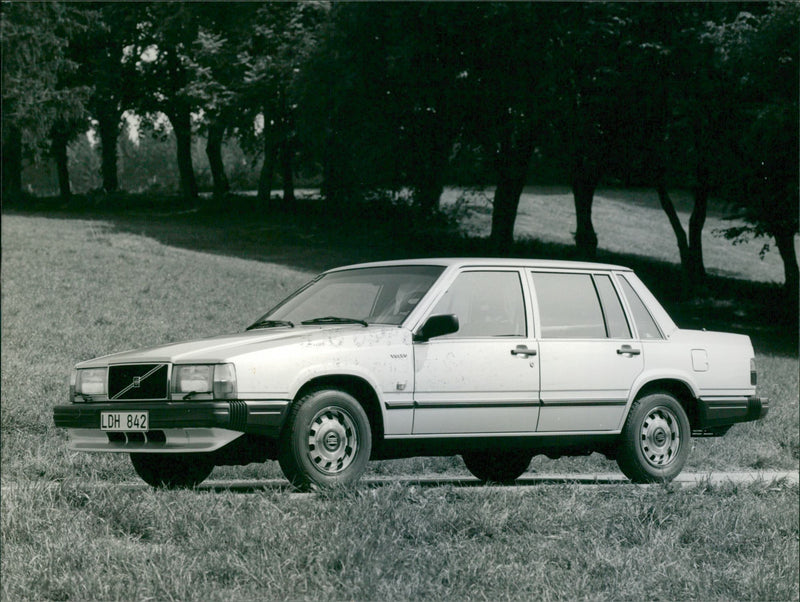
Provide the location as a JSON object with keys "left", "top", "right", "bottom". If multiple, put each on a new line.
{"left": 324, "top": 432, "right": 340, "bottom": 451}
{"left": 132, "top": 376, "right": 142, "bottom": 388}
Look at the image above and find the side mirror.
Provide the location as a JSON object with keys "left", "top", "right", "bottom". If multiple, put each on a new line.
{"left": 414, "top": 314, "right": 459, "bottom": 342}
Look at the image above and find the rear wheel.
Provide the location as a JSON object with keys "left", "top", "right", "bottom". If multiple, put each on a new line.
{"left": 616, "top": 392, "right": 690, "bottom": 483}
{"left": 130, "top": 453, "right": 214, "bottom": 489}
{"left": 278, "top": 388, "right": 372, "bottom": 491}
{"left": 462, "top": 450, "right": 532, "bottom": 484}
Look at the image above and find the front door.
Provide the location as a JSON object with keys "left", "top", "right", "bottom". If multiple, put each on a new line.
{"left": 413, "top": 269, "right": 540, "bottom": 434}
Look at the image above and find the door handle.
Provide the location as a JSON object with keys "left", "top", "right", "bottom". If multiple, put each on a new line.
{"left": 617, "top": 345, "right": 641, "bottom": 356}
{"left": 511, "top": 345, "right": 537, "bottom": 357}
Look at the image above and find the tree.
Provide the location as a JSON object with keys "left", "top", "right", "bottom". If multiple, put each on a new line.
{"left": 125, "top": 2, "right": 203, "bottom": 202}
{"left": 1, "top": 2, "right": 92, "bottom": 199}
{"left": 79, "top": 4, "right": 141, "bottom": 194}
{"left": 547, "top": 4, "right": 629, "bottom": 259}
{"left": 460, "top": 3, "right": 545, "bottom": 253}
{"left": 707, "top": 3, "right": 799, "bottom": 301}
{"left": 605, "top": 4, "right": 741, "bottom": 294}
{"left": 183, "top": 4, "right": 267, "bottom": 202}
{"left": 236, "top": 2, "right": 326, "bottom": 208}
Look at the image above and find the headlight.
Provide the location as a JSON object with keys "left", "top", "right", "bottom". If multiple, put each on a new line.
{"left": 174, "top": 364, "right": 237, "bottom": 400}
{"left": 74, "top": 368, "right": 107, "bottom": 399}
{"left": 175, "top": 365, "right": 213, "bottom": 393}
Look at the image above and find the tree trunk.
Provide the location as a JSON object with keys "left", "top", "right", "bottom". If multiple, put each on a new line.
{"left": 206, "top": 120, "right": 229, "bottom": 201}
{"left": 168, "top": 105, "right": 198, "bottom": 202}
{"left": 687, "top": 160, "right": 709, "bottom": 286}
{"left": 279, "top": 137, "right": 295, "bottom": 205}
{"left": 97, "top": 106, "right": 120, "bottom": 193}
{"left": 413, "top": 173, "right": 444, "bottom": 217}
{"left": 490, "top": 126, "right": 535, "bottom": 254}
{"left": 490, "top": 176, "right": 527, "bottom": 254}
{"left": 572, "top": 167, "right": 600, "bottom": 260}
{"left": 656, "top": 180, "right": 692, "bottom": 295}
{"left": 411, "top": 128, "right": 447, "bottom": 215}
{"left": 257, "top": 116, "right": 279, "bottom": 207}
{"left": 774, "top": 228, "right": 799, "bottom": 308}
{"left": 52, "top": 129, "right": 71, "bottom": 202}
{"left": 2, "top": 123, "right": 23, "bottom": 199}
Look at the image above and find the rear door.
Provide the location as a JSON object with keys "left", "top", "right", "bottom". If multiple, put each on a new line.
{"left": 530, "top": 271, "right": 644, "bottom": 432}
{"left": 412, "top": 269, "right": 540, "bottom": 434}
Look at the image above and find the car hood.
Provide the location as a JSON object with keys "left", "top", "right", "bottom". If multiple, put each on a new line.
{"left": 75, "top": 325, "right": 403, "bottom": 367}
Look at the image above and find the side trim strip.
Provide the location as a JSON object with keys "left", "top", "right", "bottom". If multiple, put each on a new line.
{"left": 414, "top": 401, "right": 539, "bottom": 409}
{"left": 412, "top": 400, "right": 626, "bottom": 409}
{"left": 385, "top": 401, "right": 415, "bottom": 410}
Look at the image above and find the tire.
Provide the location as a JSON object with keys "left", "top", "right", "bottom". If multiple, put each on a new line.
{"left": 130, "top": 453, "right": 214, "bottom": 489}
{"left": 278, "top": 388, "right": 372, "bottom": 491}
{"left": 616, "top": 392, "right": 690, "bottom": 483}
{"left": 462, "top": 450, "right": 532, "bottom": 484}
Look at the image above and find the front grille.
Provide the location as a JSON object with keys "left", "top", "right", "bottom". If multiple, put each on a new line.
{"left": 108, "top": 364, "right": 169, "bottom": 401}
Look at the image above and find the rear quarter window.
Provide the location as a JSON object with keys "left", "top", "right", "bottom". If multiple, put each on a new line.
{"left": 618, "top": 275, "right": 663, "bottom": 339}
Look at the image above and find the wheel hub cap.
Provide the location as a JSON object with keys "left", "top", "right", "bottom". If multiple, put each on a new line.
{"left": 323, "top": 431, "right": 340, "bottom": 451}
{"left": 307, "top": 407, "right": 358, "bottom": 475}
{"left": 640, "top": 406, "right": 680, "bottom": 468}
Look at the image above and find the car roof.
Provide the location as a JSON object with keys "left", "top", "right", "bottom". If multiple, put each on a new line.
{"left": 327, "top": 257, "right": 632, "bottom": 273}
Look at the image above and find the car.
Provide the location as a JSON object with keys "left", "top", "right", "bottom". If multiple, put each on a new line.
{"left": 53, "top": 258, "right": 768, "bottom": 489}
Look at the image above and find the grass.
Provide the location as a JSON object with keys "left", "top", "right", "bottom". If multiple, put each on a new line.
{"left": 443, "top": 186, "right": 793, "bottom": 285}
{"left": 2, "top": 205, "right": 798, "bottom": 600}
{"left": 2, "top": 480, "right": 797, "bottom": 601}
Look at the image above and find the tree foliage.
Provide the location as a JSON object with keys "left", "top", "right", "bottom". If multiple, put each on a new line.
{"left": 706, "top": 2, "right": 799, "bottom": 297}
{"left": 5, "top": 2, "right": 797, "bottom": 292}
{"left": 1, "top": 2, "right": 93, "bottom": 197}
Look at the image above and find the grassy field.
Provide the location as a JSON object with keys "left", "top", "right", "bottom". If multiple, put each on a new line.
{"left": 2, "top": 212, "right": 798, "bottom": 600}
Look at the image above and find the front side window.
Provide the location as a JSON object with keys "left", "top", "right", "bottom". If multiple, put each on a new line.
{"left": 257, "top": 265, "right": 444, "bottom": 326}
{"left": 532, "top": 272, "right": 606, "bottom": 339}
{"left": 430, "top": 271, "right": 526, "bottom": 337}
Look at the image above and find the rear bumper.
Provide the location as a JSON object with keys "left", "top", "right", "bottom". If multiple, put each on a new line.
{"left": 696, "top": 395, "right": 769, "bottom": 429}
{"left": 53, "top": 399, "right": 289, "bottom": 437}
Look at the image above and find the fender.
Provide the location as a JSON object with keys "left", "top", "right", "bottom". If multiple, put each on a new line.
{"left": 288, "top": 363, "right": 390, "bottom": 410}
{"left": 618, "top": 368, "right": 701, "bottom": 430}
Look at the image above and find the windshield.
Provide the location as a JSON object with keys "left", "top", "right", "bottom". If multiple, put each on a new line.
{"left": 250, "top": 265, "right": 445, "bottom": 328}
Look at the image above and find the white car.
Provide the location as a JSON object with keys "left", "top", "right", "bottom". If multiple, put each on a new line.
{"left": 54, "top": 258, "right": 768, "bottom": 489}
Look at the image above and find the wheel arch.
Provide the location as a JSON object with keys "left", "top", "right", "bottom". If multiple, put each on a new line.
{"left": 632, "top": 379, "right": 699, "bottom": 429}
{"left": 292, "top": 375, "right": 385, "bottom": 445}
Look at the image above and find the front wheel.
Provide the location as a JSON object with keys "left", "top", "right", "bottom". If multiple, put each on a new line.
{"left": 462, "top": 450, "right": 533, "bottom": 484}
{"left": 616, "top": 392, "right": 690, "bottom": 483}
{"left": 278, "top": 388, "right": 372, "bottom": 491}
{"left": 130, "top": 453, "right": 214, "bottom": 489}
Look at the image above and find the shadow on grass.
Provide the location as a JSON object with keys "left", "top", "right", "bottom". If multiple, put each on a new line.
{"left": 193, "top": 475, "right": 631, "bottom": 495}
{"left": 5, "top": 192, "right": 797, "bottom": 356}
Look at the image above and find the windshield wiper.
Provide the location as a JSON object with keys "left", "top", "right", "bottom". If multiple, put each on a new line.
{"left": 301, "top": 316, "right": 369, "bottom": 327}
{"left": 246, "top": 319, "right": 295, "bottom": 331}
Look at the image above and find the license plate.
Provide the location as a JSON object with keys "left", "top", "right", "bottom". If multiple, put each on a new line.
{"left": 101, "top": 411, "right": 149, "bottom": 431}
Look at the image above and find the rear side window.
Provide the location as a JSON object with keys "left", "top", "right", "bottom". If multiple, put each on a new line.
{"left": 532, "top": 272, "right": 606, "bottom": 338}
{"left": 618, "top": 275, "right": 663, "bottom": 339}
{"left": 594, "top": 274, "right": 632, "bottom": 339}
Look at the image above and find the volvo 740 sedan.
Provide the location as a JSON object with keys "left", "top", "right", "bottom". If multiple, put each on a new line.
{"left": 54, "top": 258, "right": 768, "bottom": 489}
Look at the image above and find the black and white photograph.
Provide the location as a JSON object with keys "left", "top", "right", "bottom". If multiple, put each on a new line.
{"left": 2, "top": 2, "right": 798, "bottom": 600}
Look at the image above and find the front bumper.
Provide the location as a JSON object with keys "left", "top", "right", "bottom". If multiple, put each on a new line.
{"left": 53, "top": 399, "right": 289, "bottom": 451}
{"left": 696, "top": 395, "right": 769, "bottom": 429}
